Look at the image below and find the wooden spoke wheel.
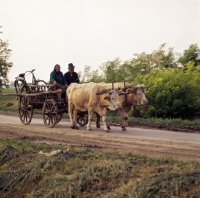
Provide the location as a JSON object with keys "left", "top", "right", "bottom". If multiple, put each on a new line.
{"left": 77, "top": 112, "right": 88, "bottom": 127}
{"left": 18, "top": 96, "right": 33, "bottom": 125}
{"left": 57, "top": 113, "right": 63, "bottom": 123}
{"left": 42, "top": 99, "right": 58, "bottom": 128}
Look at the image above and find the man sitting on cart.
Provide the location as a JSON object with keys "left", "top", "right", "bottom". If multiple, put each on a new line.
{"left": 50, "top": 64, "right": 68, "bottom": 104}
{"left": 64, "top": 63, "right": 80, "bottom": 86}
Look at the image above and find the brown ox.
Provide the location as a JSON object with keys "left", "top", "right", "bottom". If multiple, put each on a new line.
{"left": 67, "top": 82, "right": 127, "bottom": 132}
{"left": 96, "top": 82, "right": 149, "bottom": 131}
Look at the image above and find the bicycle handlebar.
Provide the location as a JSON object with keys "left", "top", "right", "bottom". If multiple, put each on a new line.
{"left": 15, "top": 69, "right": 36, "bottom": 79}
{"left": 24, "top": 69, "right": 36, "bottom": 74}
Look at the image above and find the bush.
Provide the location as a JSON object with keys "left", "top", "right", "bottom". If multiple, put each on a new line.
{"left": 134, "top": 62, "right": 200, "bottom": 119}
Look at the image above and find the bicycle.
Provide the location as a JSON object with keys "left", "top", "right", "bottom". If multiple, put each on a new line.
{"left": 14, "top": 69, "right": 47, "bottom": 94}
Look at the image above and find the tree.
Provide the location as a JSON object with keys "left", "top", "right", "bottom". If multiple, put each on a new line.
{"left": 79, "top": 65, "right": 102, "bottom": 83}
{"left": 178, "top": 44, "right": 200, "bottom": 66}
{"left": 99, "top": 58, "right": 121, "bottom": 83}
{"left": 0, "top": 26, "right": 13, "bottom": 91}
{"left": 130, "top": 44, "right": 178, "bottom": 76}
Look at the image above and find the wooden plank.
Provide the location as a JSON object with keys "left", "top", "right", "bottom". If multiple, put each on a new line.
{"left": 2, "top": 89, "right": 62, "bottom": 97}
{"left": 26, "top": 84, "right": 52, "bottom": 88}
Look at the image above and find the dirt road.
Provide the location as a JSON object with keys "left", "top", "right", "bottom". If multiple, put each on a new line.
{"left": 0, "top": 114, "right": 200, "bottom": 162}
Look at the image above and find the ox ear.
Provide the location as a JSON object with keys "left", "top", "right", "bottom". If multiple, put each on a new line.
{"left": 104, "top": 95, "right": 110, "bottom": 101}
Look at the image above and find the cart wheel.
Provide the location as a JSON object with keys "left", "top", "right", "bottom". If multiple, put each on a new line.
{"left": 77, "top": 112, "right": 88, "bottom": 127}
{"left": 42, "top": 99, "right": 58, "bottom": 128}
{"left": 18, "top": 96, "right": 33, "bottom": 125}
{"left": 57, "top": 113, "right": 63, "bottom": 123}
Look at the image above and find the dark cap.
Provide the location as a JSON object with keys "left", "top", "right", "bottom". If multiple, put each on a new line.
{"left": 68, "top": 63, "right": 75, "bottom": 68}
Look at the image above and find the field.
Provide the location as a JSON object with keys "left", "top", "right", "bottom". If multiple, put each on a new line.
{"left": 0, "top": 138, "right": 200, "bottom": 198}
{"left": 0, "top": 88, "right": 18, "bottom": 111}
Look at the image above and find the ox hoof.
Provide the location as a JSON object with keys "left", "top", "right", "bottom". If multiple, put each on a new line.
{"left": 105, "top": 130, "right": 109, "bottom": 133}
{"left": 122, "top": 128, "right": 127, "bottom": 131}
{"left": 96, "top": 125, "right": 101, "bottom": 128}
{"left": 74, "top": 127, "right": 79, "bottom": 130}
{"left": 88, "top": 129, "right": 92, "bottom": 131}
{"left": 71, "top": 126, "right": 75, "bottom": 129}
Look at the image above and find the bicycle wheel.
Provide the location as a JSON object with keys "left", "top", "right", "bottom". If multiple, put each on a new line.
{"left": 37, "top": 80, "right": 47, "bottom": 92}
{"left": 14, "top": 79, "right": 23, "bottom": 93}
{"left": 20, "top": 84, "right": 31, "bottom": 94}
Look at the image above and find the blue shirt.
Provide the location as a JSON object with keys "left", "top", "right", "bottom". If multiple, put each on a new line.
{"left": 50, "top": 70, "right": 67, "bottom": 85}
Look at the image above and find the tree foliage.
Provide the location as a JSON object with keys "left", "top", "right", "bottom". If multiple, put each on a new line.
{"left": 134, "top": 62, "right": 200, "bottom": 118}
{"left": 130, "top": 44, "right": 178, "bottom": 74}
{"left": 178, "top": 44, "right": 200, "bottom": 67}
{"left": 0, "top": 27, "right": 13, "bottom": 91}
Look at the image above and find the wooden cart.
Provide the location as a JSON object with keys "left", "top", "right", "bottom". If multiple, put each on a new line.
{"left": 5, "top": 84, "right": 88, "bottom": 128}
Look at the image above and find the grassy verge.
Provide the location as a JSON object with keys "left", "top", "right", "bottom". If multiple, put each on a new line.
{"left": 0, "top": 88, "right": 18, "bottom": 111}
{"left": 0, "top": 138, "right": 200, "bottom": 198}
{"left": 106, "top": 116, "right": 200, "bottom": 127}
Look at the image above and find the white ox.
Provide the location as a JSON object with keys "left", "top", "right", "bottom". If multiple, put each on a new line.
{"left": 96, "top": 82, "right": 149, "bottom": 130}
{"left": 67, "top": 82, "right": 127, "bottom": 132}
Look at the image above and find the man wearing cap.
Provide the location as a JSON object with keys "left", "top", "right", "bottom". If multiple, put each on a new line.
{"left": 50, "top": 64, "right": 68, "bottom": 103}
{"left": 64, "top": 63, "right": 80, "bottom": 86}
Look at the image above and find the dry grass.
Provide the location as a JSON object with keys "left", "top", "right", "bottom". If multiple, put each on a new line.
{"left": 0, "top": 138, "right": 200, "bottom": 198}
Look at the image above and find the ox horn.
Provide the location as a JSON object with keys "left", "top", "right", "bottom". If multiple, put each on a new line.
{"left": 126, "top": 88, "right": 136, "bottom": 93}
{"left": 117, "top": 90, "right": 129, "bottom": 95}
{"left": 114, "top": 87, "right": 121, "bottom": 91}
{"left": 121, "top": 85, "right": 135, "bottom": 91}
{"left": 96, "top": 89, "right": 111, "bottom": 95}
{"left": 144, "top": 83, "right": 150, "bottom": 88}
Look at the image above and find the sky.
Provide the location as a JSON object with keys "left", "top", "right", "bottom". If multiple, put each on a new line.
{"left": 0, "top": 0, "right": 200, "bottom": 82}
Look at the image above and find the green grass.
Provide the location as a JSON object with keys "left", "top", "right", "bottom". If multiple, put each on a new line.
{"left": 106, "top": 116, "right": 200, "bottom": 127}
{"left": 0, "top": 138, "right": 200, "bottom": 198}
{"left": 0, "top": 88, "right": 18, "bottom": 111}
{"left": 1, "top": 88, "right": 16, "bottom": 93}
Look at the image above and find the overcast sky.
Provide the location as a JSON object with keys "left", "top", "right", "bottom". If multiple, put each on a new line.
{"left": 0, "top": 0, "right": 200, "bottom": 82}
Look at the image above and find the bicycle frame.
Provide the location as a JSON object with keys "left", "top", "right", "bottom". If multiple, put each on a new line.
{"left": 15, "top": 69, "right": 38, "bottom": 84}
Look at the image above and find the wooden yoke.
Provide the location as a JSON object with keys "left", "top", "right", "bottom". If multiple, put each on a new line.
{"left": 124, "top": 80, "right": 128, "bottom": 106}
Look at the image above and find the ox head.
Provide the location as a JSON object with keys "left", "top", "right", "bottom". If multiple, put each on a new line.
{"left": 96, "top": 89, "right": 126, "bottom": 109}
{"left": 123, "top": 84, "right": 149, "bottom": 105}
